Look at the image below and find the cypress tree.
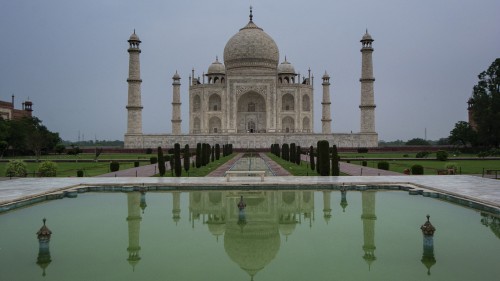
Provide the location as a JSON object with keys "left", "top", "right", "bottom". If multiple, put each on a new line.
{"left": 316, "top": 141, "right": 321, "bottom": 174}
{"left": 282, "top": 143, "right": 289, "bottom": 161}
{"left": 309, "top": 145, "right": 315, "bottom": 171}
{"left": 296, "top": 146, "right": 301, "bottom": 165}
{"left": 196, "top": 143, "right": 202, "bottom": 168}
{"left": 211, "top": 146, "right": 215, "bottom": 162}
{"left": 157, "top": 146, "right": 166, "bottom": 176}
{"left": 290, "top": 143, "right": 296, "bottom": 163}
{"left": 331, "top": 145, "right": 340, "bottom": 176}
{"left": 318, "top": 140, "right": 330, "bottom": 176}
{"left": 169, "top": 156, "right": 174, "bottom": 176}
{"left": 183, "top": 144, "right": 190, "bottom": 173}
{"left": 174, "top": 143, "right": 181, "bottom": 177}
{"left": 277, "top": 143, "right": 281, "bottom": 158}
{"left": 215, "top": 144, "right": 220, "bottom": 160}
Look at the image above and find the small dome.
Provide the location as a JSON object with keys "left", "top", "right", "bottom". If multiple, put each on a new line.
{"left": 223, "top": 17, "right": 279, "bottom": 71}
{"left": 129, "top": 31, "right": 141, "bottom": 42}
{"left": 207, "top": 57, "right": 226, "bottom": 75}
{"left": 172, "top": 71, "right": 181, "bottom": 80}
{"left": 361, "top": 30, "right": 373, "bottom": 41}
{"left": 277, "top": 58, "right": 296, "bottom": 75}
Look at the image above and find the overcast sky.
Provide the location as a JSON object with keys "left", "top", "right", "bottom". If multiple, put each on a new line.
{"left": 1, "top": 0, "right": 498, "bottom": 142}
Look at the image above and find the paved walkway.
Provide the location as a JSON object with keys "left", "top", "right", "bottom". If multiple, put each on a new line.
{"left": 207, "top": 153, "right": 291, "bottom": 176}
{"left": 1, "top": 175, "right": 499, "bottom": 210}
{"left": 207, "top": 153, "right": 243, "bottom": 176}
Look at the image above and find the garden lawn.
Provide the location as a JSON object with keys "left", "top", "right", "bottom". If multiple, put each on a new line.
{"left": 346, "top": 159, "right": 500, "bottom": 175}
{"left": 0, "top": 161, "right": 140, "bottom": 177}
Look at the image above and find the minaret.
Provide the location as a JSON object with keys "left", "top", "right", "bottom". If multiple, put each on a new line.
{"left": 359, "top": 30, "right": 376, "bottom": 133}
{"left": 321, "top": 71, "right": 332, "bottom": 134}
{"left": 171, "top": 71, "right": 182, "bottom": 135}
{"left": 126, "top": 30, "right": 143, "bottom": 135}
{"left": 126, "top": 192, "right": 142, "bottom": 270}
{"left": 361, "top": 191, "right": 377, "bottom": 269}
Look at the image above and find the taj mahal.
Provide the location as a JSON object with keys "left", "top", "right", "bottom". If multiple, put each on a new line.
{"left": 124, "top": 8, "right": 377, "bottom": 149}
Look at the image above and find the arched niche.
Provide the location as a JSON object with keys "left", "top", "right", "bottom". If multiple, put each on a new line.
{"left": 209, "top": 94, "right": 221, "bottom": 111}
{"left": 237, "top": 91, "right": 266, "bottom": 133}
{"left": 282, "top": 93, "right": 294, "bottom": 111}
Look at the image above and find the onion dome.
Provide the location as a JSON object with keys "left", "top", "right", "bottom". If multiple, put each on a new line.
{"left": 361, "top": 29, "right": 373, "bottom": 42}
{"left": 128, "top": 30, "right": 141, "bottom": 42}
{"left": 277, "top": 57, "right": 296, "bottom": 74}
{"left": 420, "top": 215, "right": 436, "bottom": 236}
{"left": 223, "top": 8, "right": 279, "bottom": 71}
{"left": 172, "top": 71, "right": 181, "bottom": 80}
{"left": 207, "top": 57, "right": 226, "bottom": 75}
{"left": 36, "top": 218, "right": 52, "bottom": 241}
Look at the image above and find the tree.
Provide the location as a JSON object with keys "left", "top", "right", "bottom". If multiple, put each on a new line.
{"left": 196, "top": 143, "right": 202, "bottom": 168}
{"left": 215, "top": 144, "right": 220, "bottom": 160}
{"left": 295, "top": 146, "right": 301, "bottom": 165}
{"left": 406, "top": 138, "right": 430, "bottom": 146}
{"left": 309, "top": 146, "right": 315, "bottom": 171}
{"left": 449, "top": 121, "right": 477, "bottom": 147}
{"left": 157, "top": 146, "right": 166, "bottom": 176}
{"left": 317, "top": 140, "right": 330, "bottom": 176}
{"left": 38, "top": 161, "right": 57, "bottom": 177}
{"left": 5, "top": 160, "right": 27, "bottom": 177}
{"left": 290, "top": 143, "right": 296, "bottom": 163}
{"left": 0, "top": 140, "right": 7, "bottom": 159}
{"left": 331, "top": 145, "right": 340, "bottom": 176}
{"left": 470, "top": 58, "right": 500, "bottom": 147}
{"left": 183, "top": 144, "right": 190, "bottom": 173}
{"left": 174, "top": 143, "right": 181, "bottom": 177}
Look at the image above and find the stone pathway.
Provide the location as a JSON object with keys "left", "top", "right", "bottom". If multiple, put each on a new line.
{"left": 259, "top": 153, "right": 291, "bottom": 176}
{"left": 206, "top": 154, "right": 243, "bottom": 177}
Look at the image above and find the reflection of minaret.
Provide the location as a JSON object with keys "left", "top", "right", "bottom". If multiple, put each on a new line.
{"left": 420, "top": 215, "right": 437, "bottom": 275}
{"left": 322, "top": 191, "right": 332, "bottom": 223}
{"left": 340, "top": 189, "right": 348, "bottom": 212}
{"left": 140, "top": 191, "right": 147, "bottom": 214}
{"left": 36, "top": 218, "right": 52, "bottom": 277}
{"left": 172, "top": 192, "right": 181, "bottom": 225}
{"left": 126, "top": 192, "right": 142, "bottom": 270}
{"left": 361, "top": 191, "right": 377, "bottom": 269}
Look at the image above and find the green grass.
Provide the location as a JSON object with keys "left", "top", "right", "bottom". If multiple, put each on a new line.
{"left": 346, "top": 159, "right": 500, "bottom": 175}
{"left": 266, "top": 153, "right": 349, "bottom": 176}
{"left": 158, "top": 153, "right": 236, "bottom": 177}
{"left": 339, "top": 152, "right": 478, "bottom": 159}
{"left": 1, "top": 153, "right": 155, "bottom": 161}
{"left": 0, "top": 161, "right": 141, "bottom": 177}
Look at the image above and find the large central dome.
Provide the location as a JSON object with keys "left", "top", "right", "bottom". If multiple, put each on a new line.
{"left": 223, "top": 14, "right": 279, "bottom": 71}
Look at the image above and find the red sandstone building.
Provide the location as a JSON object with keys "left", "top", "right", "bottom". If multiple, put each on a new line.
{"left": 0, "top": 95, "right": 33, "bottom": 120}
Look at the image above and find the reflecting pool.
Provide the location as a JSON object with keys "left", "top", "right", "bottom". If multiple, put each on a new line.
{"left": 0, "top": 190, "right": 499, "bottom": 281}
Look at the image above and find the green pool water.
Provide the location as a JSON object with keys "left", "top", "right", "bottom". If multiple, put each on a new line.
{"left": 0, "top": 190, "right": 499, "bottom": 281}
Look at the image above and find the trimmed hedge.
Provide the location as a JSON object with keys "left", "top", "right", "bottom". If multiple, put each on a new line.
{"left": 377, "top": 161, "right": 389, "bottom": 170}
{"left": 110, "top": 161, "right": 120, "bottom": 172}
{"left": 411, "top": 164, "right": 424, "bottom": 175}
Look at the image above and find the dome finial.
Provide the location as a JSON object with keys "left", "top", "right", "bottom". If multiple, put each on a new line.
{"left": 249, "top": 6, "right": 253, "bottom": 22}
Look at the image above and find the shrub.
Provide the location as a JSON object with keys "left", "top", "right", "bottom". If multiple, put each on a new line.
{"left": 110, "top": 161, "right": 120, "bottom": 172}
{"left": 403, "top": 154, "right": 409, "bottom": 158}
{"left": 55, "top": 144, "right": 66, "bottom": 155}
{"left": 174, "top": 143, "right": 181, "bottom": 177}
{"left": 416, "top": 151, "right": 430, "bottom": 158}
{"left": 436, "top": 150, "right": 449, "bottom": 161}
{"left": 77, "top": 170, "right": 84, "bottom": 177}
{"left": 5, "top": 160, "right": 27, "bottom": 177}
{"left": 134, "top": 161, "right": 139, "bottom": 167}
{"left": 145, "top": 148, "right": 153, "bottom": 154}
{"left": 38, "top": 161, "right": 57, "bottom": 177}
{"left": 150, "top": 157, "right": 158, "bottom": 164}
{"left": 158, "top": 147, "right": 166, "bottom": 177}
{"left": 445, "top": 162, "right": 458, "bottom": 173}
{"left": 357, "top": 147, "right": 368, "bottom": 153}
{"left": 377, "top": 161, "right": 389, "bottom": 170}
{"left": 362, "top": 161, "right": 367, "bottom": 167}
{"left": 411, "top": 164, "right": 424, "bottom": 175}
{"left": 317, "top": 140, "right": 330, "bottom": 176}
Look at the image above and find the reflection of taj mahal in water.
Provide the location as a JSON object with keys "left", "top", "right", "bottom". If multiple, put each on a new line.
{"left": 125, "top": 190, "right": 379, "bottom": 278}
{"left": 124, "top": 8, "right": 378, "bottom": 149}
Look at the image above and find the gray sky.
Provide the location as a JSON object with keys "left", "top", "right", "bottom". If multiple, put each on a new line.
{"left": 1, "top": 0, "right": 499, "bottom": 142}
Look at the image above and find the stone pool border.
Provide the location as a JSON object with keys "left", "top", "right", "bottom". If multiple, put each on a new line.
{"left": 0, "top": 175, "right": 499, "bottom": 215}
